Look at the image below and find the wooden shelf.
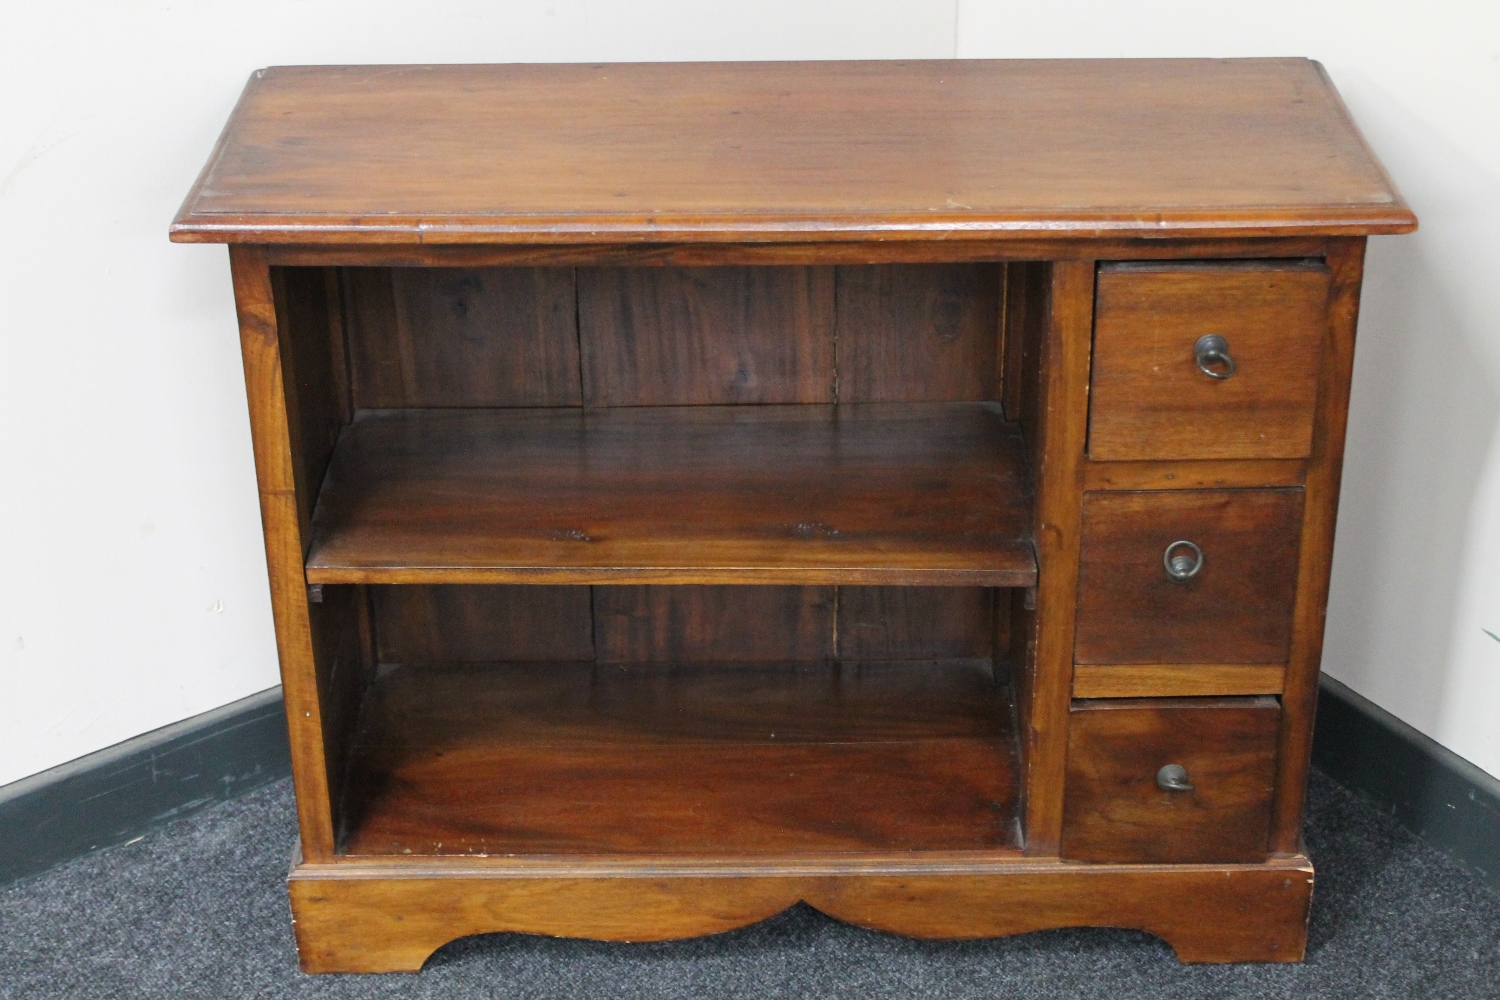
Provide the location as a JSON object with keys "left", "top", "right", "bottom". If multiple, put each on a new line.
{"left": 306, "top": 403, "right": 1036, "bottom": 586}
{"left": 340, "top": 660, "right": 1021, "bottom": 858}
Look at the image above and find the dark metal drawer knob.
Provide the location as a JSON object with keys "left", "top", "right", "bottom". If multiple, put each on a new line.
{"left": 1157, "top": 764, "right": 1195, "bottom": 792}
{"left": 1194, "top": 334, "right": 1236, "bottom": 379}
{"left": 1163, "top": 540, "right": 1204, "bottom": 582}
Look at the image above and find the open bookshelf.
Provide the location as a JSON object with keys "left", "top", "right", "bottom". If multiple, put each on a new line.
{"left": 172, "top": 59, "right": 1415, "bottom": 971}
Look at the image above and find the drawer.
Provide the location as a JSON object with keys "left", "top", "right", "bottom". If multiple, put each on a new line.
{"left": 1088, "top": 260, "right": 1331, "bottom": 461}
{"left": 1061, "top": 697, "right": 1280, "bottom": 863}
{"left": 1075, "top": 489, "right": 1303, "bottom": 665}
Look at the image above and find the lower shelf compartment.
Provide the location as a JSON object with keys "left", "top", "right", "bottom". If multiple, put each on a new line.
{"left": 340, "top": 659, "right": 1021, "bottom": 858}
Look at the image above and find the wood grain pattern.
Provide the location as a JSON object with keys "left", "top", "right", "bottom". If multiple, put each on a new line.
{"left": 1071, "top": 664, "right": 1285, "bottom": 699}
{"left": 343, "top": 267, "right": 580, "bottom": 408}
{"left": 272, "top": 266, "right": 347, "bottom": 540}
{"left": 172, "top": 60, "right": 1414, "bottom": 244}
{"left": 339, "top": 661, "right": 1019, "bottom": 857}
{"left": 1074, "top": 490, "right": 1304, "bottom": 665}
{"left": 1270, "top": 238, "right": 1367, "bottom": 853}
{"left": 835, "top": 264, "right": 1000, "bottom": 402}
{"left": 594, "top": 586, "right": 835, "bottom": 663}
{"left": 305, "top": 583, "right": 375, "bottom": 850}
{"left": 578, "top": 267, "right": 834, "bottom": 406}
{"left": 1016, "top": 261, "right": 1095, "bottom": 855}
{"left": 228, "top": 247, "right": 338, "bottom": 860}
{"left": 372, "top": 585, "right": 595, "bottom": 665}
{"left": 368, "top": 585, "right": 1000, "bottom": 669}
{"left": 1083, "top": 458, "right": 1304, "bottom": 492}
{"left": 262, "top": 236, "right": 1340, "bottom": 269}
{"left": 288, "top": 855, "right": 1314, "bottom": 971}
{"left": 836, "top": 587, "right": 996, "bottom": 662}
{"left": 305, "top": 404, "right": 1037, "bottom": 587}
{"left": 1062, "top": 698, "right": 1280, "bottom": 863}
{"left": 1089, "top": 261, "right": 1332, "bottom": 461}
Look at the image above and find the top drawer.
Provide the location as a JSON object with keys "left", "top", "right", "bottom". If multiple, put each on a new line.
{"left": 1088, "top": 260, "right": 1331, "bottom": 461}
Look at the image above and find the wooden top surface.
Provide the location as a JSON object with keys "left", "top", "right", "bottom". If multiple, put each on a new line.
{"left": 172, "top": 59, "right": 1414, "bottom": 245}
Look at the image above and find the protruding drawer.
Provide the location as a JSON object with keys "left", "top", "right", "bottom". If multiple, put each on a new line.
{"left": 1062, "top": 697, "right": 1280, "bottom": 864}
{"left": 1074, "top": 489, "right": 1303, "bottom": 665}
{"left": 1088, "top": 260, "right": 1331, "bottom": 461}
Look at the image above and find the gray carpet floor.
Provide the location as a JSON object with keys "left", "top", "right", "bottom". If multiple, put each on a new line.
{"left": 2, "top": 770, "right": 1497, "bottom": 999}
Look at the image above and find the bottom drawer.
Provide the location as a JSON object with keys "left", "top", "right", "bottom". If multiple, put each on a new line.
{"left": 1061, "top": 697, "right": 1279, "bottom": 864}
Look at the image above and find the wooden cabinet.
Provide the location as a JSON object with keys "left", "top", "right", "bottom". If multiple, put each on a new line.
{"left": 171, "top": 58, "right": 1415, "bottom": 972}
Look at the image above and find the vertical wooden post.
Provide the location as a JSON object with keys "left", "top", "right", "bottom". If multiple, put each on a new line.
{"left": 1269, "top": 236, "right": 1367, "bottom": 853}
{"left": 229, "top": 246, "right": 337, "bottom": 861}
{"left": 1020, "top": 260, "right": 1095, "bottom": 855}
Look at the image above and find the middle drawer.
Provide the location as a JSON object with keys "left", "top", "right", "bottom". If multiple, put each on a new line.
{"left": 1074, "top": 489, "right": 1304, "bottom": 666}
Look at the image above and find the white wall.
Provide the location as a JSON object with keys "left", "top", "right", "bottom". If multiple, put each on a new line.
{"left": 1, "top": 1, "right": 1494, "bottom": 787}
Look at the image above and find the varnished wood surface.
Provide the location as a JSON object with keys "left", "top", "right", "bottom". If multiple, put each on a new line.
{"left": 1013, "top": 261, "right": 1096, "bottom": 856}
{"left": 1074, "top": 489, "right": 1304, "bottom": 665}
{"left": 173, "top": 60, "right": 1413, "bottom": 245}
{"left": 1071, "top": 663, "right": 1285, "bottom": 699}
{"left": 369, "top": 584, "right": 1001, "bottom": 668}
{"left": 1082, "top": 458, "right": 1304, "bottom": 492}
{"left": 229, "top": 247, "right": 341, "bottom": 860}
{"left": 594, "top": 586, "right": 836, "bottom": 663}
{"left": 372, "top": 585, "right": 595, "bottom": 665}
{"left": 340, "top": 661, "right": 1019, "bottom": 857}
{"left": 288, "top": 854, "right": 1314, "bottom": 971}
{"left": 579, "top": 267, "right": 835, "bottom": 406}
{"left": 834, "top": 265, "right": 1000, "bottom": 402}
{"left": 1089, "top": 261, "right": 1332, "bottom": 461}
{"left": 342, "top": 267, "right": 582, "bottom": 408}
{"left": 837, "top": 587, "right": 998, "bottom": 662}
{"left": 263, "top": 236, "right": 1339, "bottom": 269}
{"left": 338, "top": 263, "right": 1003, "bottom": 410}
{"left": 1271, "top": 237, "right": 1368, "bottom": 852}
{"left": 305, "top": 404, "right": 1036, "bottom": 586}
{"left": 1061, "top": 698, "right": 1280, "bottom": 864}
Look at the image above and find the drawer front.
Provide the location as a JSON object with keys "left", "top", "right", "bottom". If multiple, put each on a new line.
{"left": 1062, "top": 697, "right": 1280, "bottom": 863}
{"left": 1075, "top": 489, "right": 1304, "bottom": 665}
{"left": 1088, "top": 260, "right": 1331, "bottom": 461}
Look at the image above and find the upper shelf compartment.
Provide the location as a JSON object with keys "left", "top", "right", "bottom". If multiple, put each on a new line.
{"left": 305, "top": 403, "right": 1036, "bottom": 587}
{"left": 171, "top": 59, "right": 1415, "bottom": 245}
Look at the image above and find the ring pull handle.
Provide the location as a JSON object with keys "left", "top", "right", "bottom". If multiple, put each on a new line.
{"left": 1163, "top": 540, "right": 1203, "bottom": 582}
{"left": 1157, "top": 764, "right": 1195, "bottom": 792}
{"left": 1194, "top": 334, "right": 1236, "bottom": 379}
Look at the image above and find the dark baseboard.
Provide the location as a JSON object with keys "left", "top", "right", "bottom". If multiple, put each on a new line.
{"left": 0, "top": 686, "right": 290, "bottom": 888}
{"left": 2, "top": 677, "right": 1494, "bottom": 894}
{"left": 1315, "top": 675, "right": 1500, "bottom": 892}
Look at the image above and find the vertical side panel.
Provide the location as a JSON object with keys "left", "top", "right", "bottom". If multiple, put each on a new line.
{"left": 1270, "top": 237, "right": 1363, "bottom": 853}
{"left": 272, "top": 267, "right": 346, "bottom": 541}
{"left": 1020, "top": 260, "right": 1095, "bottom": 856}
{"left": 308, "top": 583, "right": 372, "bottom": 846}
{"left": 835, "top": 264, "right": 1001, "bottom": 403}
{"left": 229, "top": 247, "right": 337, "bottom": 860}
{"left": 1002, "top": 263, "right": 1040, "bottom": 424}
